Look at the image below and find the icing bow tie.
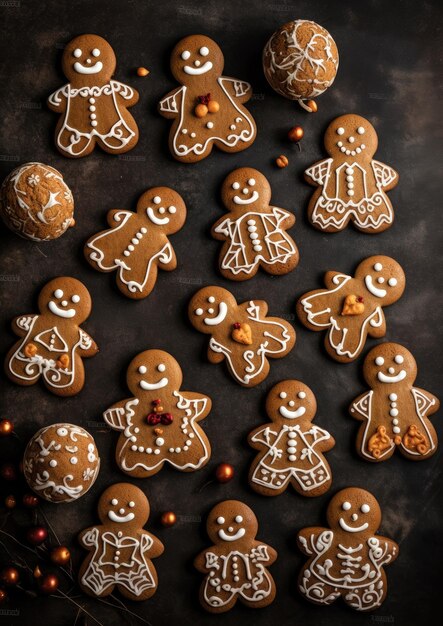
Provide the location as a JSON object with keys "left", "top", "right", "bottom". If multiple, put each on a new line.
{"left": 146, "top": 412, "right": 173, "bottom": 426}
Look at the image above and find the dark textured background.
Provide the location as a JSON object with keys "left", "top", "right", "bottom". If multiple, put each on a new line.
{"left": 0, "top": 0, "right": 442, "bottom": 624}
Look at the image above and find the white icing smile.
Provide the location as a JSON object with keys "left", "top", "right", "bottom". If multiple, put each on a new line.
{"left": 139, "top": 377, "right": 169, "bottom": 390}
{"left": 74, "top": 61, "right": 103, "bottom": 74}
{"left": 203, "top": 302, "right": 228, "bottom": 326}
{"left": 364, "top": 275, "right": 387, "bottom": 298}
{"left": 108, "top": 510, "right": 135, "bottom": 523}
{"left": 218, "top": 528, "right": 246, "bottom": 542}
{"left": 377, "top": 370, "right": 407, "bottom": 384}
{"left": 147, "top": 207, "right": 169, "bottom": 225}
{"left": 183, "top": 61, "right": 213, "bottom": 75}
{"left": 279, "top": 405, "right": 306, "bottom": 419}
{"left": 233, "top": 191, "right": 259, "bottom": 205}
{"left": 339, "top": 518, "right": 369, "bottom": 533}
{"left": 48, "top": 301, "right": 76, "bottom": 318}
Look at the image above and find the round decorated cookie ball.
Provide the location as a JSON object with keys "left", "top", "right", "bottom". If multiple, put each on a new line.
{"left": 23, "top": 423, "right": 100, "bottom": 503}
{"left": 263, "top": 20, "right": 339, "bottom": 110}
{"left": 0, "top": 162, "right": 74, "bottom": 241}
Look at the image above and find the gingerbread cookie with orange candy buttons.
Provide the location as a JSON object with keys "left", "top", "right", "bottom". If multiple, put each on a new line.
{"left": 78, "top": 483, "right": 164, "bottom": 600}
{"left": 296, "top": 256, "right": 405, "bottom": 362}
{"left": 297, "top": 488, "right": 399, "bottom": 611}
{"left": 350, "top": 343, "right": 439, "bottom": 462}
{"left": 48, "top": 34, "right": 139, "bottom": 158}
{"left": 212, "top": 167, "right": 299, "bottom": 280}
{"left": 194, "top": 500, "right": 277, "bottom": 612}
{"left": 158, "top": 35, "right": 256, "bottom": 163}
{"left": 305, "top": 114, "right": 399, "bottom": 233}
{"left": 188, "top": 286, "right": 295, "bottom": 387}
{"left": 103, "top": 350, "right": 211, "bottom": 477}
{"left": 248, "top": 380, "right": 334, "bottom": 497}
{"left": 5, "top": 277, "right": 98, "bottom": 396}
{"left": 85, "top": 187, "right": 186, "bottom": 299}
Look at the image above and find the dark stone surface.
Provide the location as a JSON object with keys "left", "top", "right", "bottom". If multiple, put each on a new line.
{"left": 0, "top": 0, "right": 441, "bottom": 624}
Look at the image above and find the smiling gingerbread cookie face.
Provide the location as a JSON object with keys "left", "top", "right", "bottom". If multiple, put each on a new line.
{"left": 189, "top": 287, "right": 236, "bottom": 333}
{"left": 367, "top": 343, "right": 415, "bottom": 388}
{"left": 207, "top": 501, "right": 258, "bottom": 544}
{"left": 136, "top": 187, "right": 187, "bottom": 231}
{"left": 98, "top": 483, "right": 149, "bottom": 527}
{"left": 127, "top": 349, "right": 182, "bottom": 396}
{"left": 38, "top": 277, "right": 92, "bottom": 324}
{"left": 324, "top": 114, "right": 378, "bottom": 160}
{"left": 62, "top": 34, "right": 116, "bottom": 85}
{"left": 267, "top": 380, "right": 316, "bottom": 421}
{"left": 221, "top": 168, "right": 271, "bottom": 210}
{"left": 171, "top": 35, "right": 223, "bottom": 83}
{"left": 355, "top": 256, "right": 405, "bottom": 306}
{"left": 326, "top": 488, "right": 381, "bottom": 534}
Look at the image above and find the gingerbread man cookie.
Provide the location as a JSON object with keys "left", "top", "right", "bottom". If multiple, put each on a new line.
{"left": 158, "top": 35, "right": 256, "bottom": 163}
{"left": 104, "top": 349, "right": 211, "bottom": 478}
{"left": 304, "top": 114, "right": 399, "bottom": 233}
{"left": 48, "top": 34, "right": 139, "bottom": 158}
{"left": 85, "top": 187, "right": 186, "bottom": 299}
{"left": 78, "top": 483, "right": 164, "bottom": 600}
{"left": 297, "top": 487, "right": 399, "bottom": 611}
{"left": 5, "top": 277, "right": 98, "bottom": 396}
{"left": 248, "top": 380, "right": 334, "bottom": 497}
{"left": 194, "top": 500, "right": 277, "bottom": 612}
{"left": 297, "top": 256, "right": 405, "bottom": 362}
{"left": 189, "top": 286, "right": 296, "bottom": 387}
{"left": 212, "top": 167, "right": 299, "bottom": 280}
{"left": 350, "top": 343, "right": 439, "bottom": 462}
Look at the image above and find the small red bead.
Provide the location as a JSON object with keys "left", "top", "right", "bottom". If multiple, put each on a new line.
{"left": 233, "top": 322, "right": 241, "bottom": 329}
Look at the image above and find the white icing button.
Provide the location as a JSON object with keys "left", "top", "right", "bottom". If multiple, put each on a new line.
{"left": 136, "top": 232, "right": 143, "bottom": 239}
{"left": 131, "top": 238, "right": 139, "bottom": 245}
{"left": 345, "top": 167, "right": 353, "bottom": 175}
{"left": 345, "top": 150, "right": 351, "bottom": 155}
{"left": 390, "top": 409, "right": 399, "bottom": 417}
{"left": 190, "top": 132, "right": 196, "bottom": 138}
{"left": 356, "top": 147, "right": 361, "bottom": 153}
{"left": 90, "top": 113, "right": 97, "bottom": 120}
{"left": 288, "top": 454, "right": 296, "bottom": 461}
{"left": 91, "top": 121, "right": 97, "bottom": 127}
{"left": 337, "top": 141, "right": 343, "bottom": 147}
{"left": 169, "top": 447, "right": 174, "bottom": 453}
{"left": 389, "top": 393, "right": 398, "bottom": 401}
{"left": 392, "top": 419, "right": 399, "bottom": 425}
{"left": 89, "top": 105, "right": 96, "bottom": 112}
{"left": 141, "top": 227, "right": 147, "bottom": 234}
{"left": 154, "top": 449, "right": 160, "bottom": 455}
{"left": 253, "top": 245, "right": 262, "bottom": 252}
{"left": 138, "top": 446, "right": 145, "bottom": 452}
{"left": 146, "top": 448, "right": 152, "bottom": 454}
{"left": 347, "top": 190, "right": 354, "bottom": 196}
{"left": 361, "top": 144, "right": 366, "bottom": 149}
{"left": 337, "top": 127, "right": 345, "bottom": 135}
{"left": 250, "top": 233, "right": 259, "bottom": 240}
{"left": 247, "top": 219, "right": 256, "bottom": 225}
{"left": 287, "top": 447, "right": 296, "bottom": 454}
{"left": 346, "top": 175, "right": 354, "bottom": 182}
{"left": 189, "top": 433, "right": 195, "bottom": 438}
{"left": 89, "top": 98, "right": 95, "bottom": 104}
{"left": 288, "top": 432, "right": 296, "bottom": 439}
{"left": 206, "top": 121, "right": 214, "bottom": 129}
{"left": 49, "top": 460, "right": 57, "bottom": 467}
{"left": 131, "top": 445, "right": 137, "bottom": 451}
{"left": 357, "top": 126, "right": 365, "bottom": 134}
{"left": 182, "top": 129, "right": 187, "bottom": 134}
{"left": 248, "top": 226, "right": 257, "bottom": 232}
{"left": 340, "top": 146, "right": 346, "bottom": 152}
{"left": 155, "top": 437, "right": 164, "bottom": 446}
{"left": 70, "top": 457, "right": 78, "bottom": 465}
{"left": 130, "top": 436, "right": 137, "bottom": 442}
{"left": 393, "top": 426, "right": 401, "bottom": 434}
{"left": 236, "top": 117, "right": 242, "bottom": 122}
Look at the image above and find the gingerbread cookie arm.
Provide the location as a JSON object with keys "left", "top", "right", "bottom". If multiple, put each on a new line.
{"left": 349, "top": 391, "right": 373, "bottom": 422}
{"left": 178, "top": 391, "right": 212, "bottom": 420}
{"left": 77, "top": 329, "right": 99, "bottom": 358}
{"left": 211, "top": 215, "right": 231, "bottom": 241}
{"left": 47, "top": 85, "right": 68, "bottom": 113}
{"left": 113, "top": 80, "right": 139, "bottom": 106}
{"left": 373, "top": 536, "right": 399, "bottom": 564}
{"left": 156, "top": 242, "right": 177, "bottom": 272}
{"left": 194, "top": 548, "right": 219, "bottom": 573}
{"left": 323, "top": 270, "right": 348, "bottom": 289}
{"left": 248, "top": 423, "right": 279, "bottom": 448}
{"left": 304, "top": 159, "right": 331, "bottom": 186}
{"left": 241, "top": 299, "right": 269, "bottom": 317}
{"left": 78, "top": 526, "right": 99, "bottom": 548}
{"left": 372, "top": 160, "right": 399, "bottom": 191}
{"left": 219, "top": 76, "right": 253, "bottom": 103}
{"left": 252, "top": 540, "right": 278, "bottom": 565}
{"left": 103, "top": 397, "right": 136, "bottom": 431}
{"left": 297, "top": 527, "right": 329, "bottom": 555}
{"left": 141, "top": 531, "right": 164, "bottom": 558}
{"left": 11, "top": 314, "right": 38, "bottom": 337}
{"left": 158, "top": 87, "right": 183, "bottom": 119}
{"left": 207, "top": 340, "right": 226, "bottom": 364}
{"left": 412, "top": 387, "right": 440, "bottom": 417}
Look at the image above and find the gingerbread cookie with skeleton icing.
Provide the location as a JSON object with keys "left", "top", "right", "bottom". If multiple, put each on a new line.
{"left": 297, "top": 256, "right": 405, "bottom": 363}
{"left": 194, "top": 500, "right": 277, "bottom": 612}
{"left": 79, "top": 483, "right": 164, "bottom": 600}
{"left": 158, "top": 35, "right": 256, "bottom": 163}
{"left": 248, "top": 380, "right": 334, "bottom": 497}
{"left": 48, "top": 34, "right": 139, "bottom": 158}
{"left": 85, "top": 188, "right": 186, "bottom": 299}
{"left": 305, "top": 114, "right": 399, "bottom": 233}
{"left": 297, "top": 488, "right": 399, "bottom": 611}
{"left": 212, "top": 168, "right": 299, "bottom": 280}
{"left": 350, "top": 343, "right": 439, "bottom": 462}
{"left": 189, "top": 286, "right": 296, "bottom": 387}
{"left": 5, "top": 277, "right": 98, "bottom": 396}
{"left": 104, "top": 350, "right": 211, "bottom": 477}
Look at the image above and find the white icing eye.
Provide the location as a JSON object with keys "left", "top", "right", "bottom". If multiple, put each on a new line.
{"left": 336, "top": 127, "right": 345, "bottom": 135}
{"left": 57, "top": 427, "right": 68, "bottom": 436}
{"left": 157, "top": 363, "right": 166, "bottom": 372}
{"left": 235, "top": 515, "right": 243, "bottom": 523}
{"left": 298, "top": 391, "right": 306, "bottom": 399}
{"left": 279, "top": 391, "right": 287, "bottom": 399}
{"left": 199, "top": 46, "right": 209, "bottom": 56}
{"left": 289, "top": 400, "right": 295, "bottom": 407}
{"left": 394, "top": 355, "right": 404, "bottom": 364}
{"left": 128, "top": 501, "right": 135, "bottom": 508}
{"left": 216, "top": 516, "right": 225, "bottom": 524}
{"left": 181, "top": 50, "right": 191, "bottom": 60}
{"left": 248, "top": 178, "right": 256, "bottom": 186}
{"left": 375, "top": 356, "right": 385, "bottom": 366}
{"left": 92, "top": 48, "right": 100, "bottom": 57}
{"left": 138, "top": 365, "right": 147, "bottom": 374}
{"left": 357, "top": 126, "right": 365, "bottom": 134}
{"left": 377, "top": 277, "right": 385, "bottom": 284}
{"left": 111, "top": 498, "right": 118, "bottom": 505}
{"left": 232, "top": 182, "right": 240, "bottom": 190}
{"left": 342, "top": 501, "right": 352, "bottom": 511}
{"left": 388, "top": 278, "right": 398, "bottom": 287}
{"left": 54, "top": 289, "right": 64, "bottom": 298}
{"left": 361, "top": 504, "right": 370, "bottom": 513}
{"left": 195, "top": 308, "right": 203, "bottom": 316}
{"left": 71, "top": 295, "right": 80, "bottom": 303}
{"left": 153, "top": 196, "right": 161, "bottom": 204}
{"left": 168, "top": 206, "right": 176, "bottom": 214}
{"left": 73, "top": 48, "right": 82, "bottom": 58}
{"left": 374, "top": 263, "right": 383, "bottom": 271}
{"left": 208, "top": 296, "right": 215, "bottom": 303}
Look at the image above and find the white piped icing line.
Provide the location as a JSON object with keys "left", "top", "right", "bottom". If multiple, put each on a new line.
{"left": 183, "top": 61, "right": 213, "bottom": 75}
{"left": 107, "top": 510, "right": 135, "bottom": 523}
{"left": 139, "top": 377, "right": 168, "bottom": 390}
{"left": 377, "top": 370, "right": 407, "bottom": 384}
{"left": 203, "top": 302, "right": 228, "bottom": 326}
{"left": 147, "top": 206, "right": 169, "bottom": 225}
{"left": 364, "top": 275, "right": 387, "bottom": 298}
{"left": 339, "top": 518, "right": 369, "bottom": 533}
{"left": 218, "top": 528, "right": 246, "bottom": 542}
{"left": 74, "top": 60, "right": 103, "bottom": 74}
{"left": 48, "top": 301, "right": 76, "bottom": 318}
{"left": 279, "top": 405, "right": 306, "bottom": 419}
{"left": 233, "top": 190, "right": 259, "bottom": 205}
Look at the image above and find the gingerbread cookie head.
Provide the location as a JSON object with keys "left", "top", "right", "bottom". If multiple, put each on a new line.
{"left": 170, "top": 35, "right": 224, "bottom": 84}
{"left": 364, "top": 343, "right": 416, "bottom": 389}
{"left": 188, "top": 287, "right": 236, "bottom": 335}
{"left": 38, "top": 277, "right": 92, "bottom": 325}
{"left": 97, "top": 483, "right": 149, "bottom": 527}
{"left": 221, "top": 168, "right": 271, "bottom": 212}
{"left": 326, "top": 487, "right": 381, "bottom": 535}
{"left": 324, "top": 114, "right": 377, "bottom": 160}
{"left": 206, "top": 500, "right": 258, "bottom": 545}
{"left": 355, "top": 256, "right": 405, "bottom": 306}
{"left": 126, "top": 349, "right": 183, "bottom": 397}
{"left": 266, "top": 380, "right": 316, "bottom": 423}
{"left": 137, "top": 187, "right": 186, "bottom": 232}
{"left": 62, "top": 34, "right": 116, "bottom": 86}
